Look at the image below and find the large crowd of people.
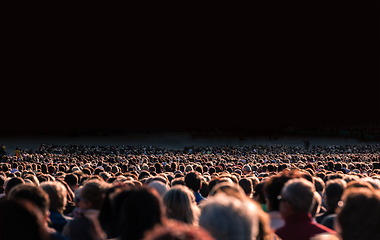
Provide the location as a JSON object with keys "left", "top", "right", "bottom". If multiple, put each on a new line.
{"left": 0, "top": 142, "right": 380, "bottom": 240}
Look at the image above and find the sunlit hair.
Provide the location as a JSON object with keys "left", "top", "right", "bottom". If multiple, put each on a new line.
{"left": 209, "top": 181, "right": 246, "bottom": 200}
{"left": 163, "top": 185, "right": 199, "bottom": 225}
{"left": 80, "top": 180, "right": 109, "bottom": 210}
{"left": 337, "top": 188, "right": 380, "bottom": 240}
{"left": 40, "top": 181, "right": 67, "bottom": 213}
{"left": 199, "top": 193, "right": 259, "bottom": 240}
{"left": 142, "top": 220, "right": 214, "bottom": 240}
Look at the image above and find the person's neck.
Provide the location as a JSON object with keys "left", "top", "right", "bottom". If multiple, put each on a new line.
{"left": 284, "top": 212, "right": 311, "bottom": 223}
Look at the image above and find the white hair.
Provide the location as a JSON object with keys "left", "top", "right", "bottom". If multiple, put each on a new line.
{"left": 148, "top": 180, "right": 168, "bottom": 197}
{"left": 199, "top": 193, "right": 259, "bottom": 240}
{"left": 281, "top": 178, "right": 316, "bottom": 213}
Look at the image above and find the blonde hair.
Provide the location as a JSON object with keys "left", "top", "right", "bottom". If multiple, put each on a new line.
{"left": 163, "top": 185, "right": 199, "bottom": 225}
{"left": 209, "top": 181, "right": 246, "bottom": 200}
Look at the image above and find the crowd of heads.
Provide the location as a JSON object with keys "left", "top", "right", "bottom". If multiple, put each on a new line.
{"left": 0, "top": 143, "right": 380, "bottom": 240}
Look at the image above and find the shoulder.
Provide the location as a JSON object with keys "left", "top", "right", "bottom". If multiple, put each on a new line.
{"left": 274, "top": 225, "right": 287, "bottom": 236}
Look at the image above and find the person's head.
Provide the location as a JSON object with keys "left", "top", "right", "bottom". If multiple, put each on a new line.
{"left": 154, "top": 163, "right": 162, "bottom": 174}
{"left": 40, "top": 181, "right": 67, "bottom": 213}
{"left": 8, "top": 184, "right": 50, "bottom": 218}
{"left": 314, "top": 177, "right": 325, "bottom": 193}
{"left": 263, "top": 172, "right": 292, "bottom": 211}
{"left": 163, "top": 185, "right": 199, "bottom": 225}
{"left": 199, "top": 193, "right": 259, "bottom": 240}
{"left": 139, "top": 170, "right": 151, "bottom": 181}
{"left": 185, "top": 171, "right": 202, "bottom": 192}
{"left": 142, "top": 220, "right": 214, "bottom": 240}
{"left": 253, "top": 181, "right": 267, "bottom": 205}
{"left": 336, "top": 188, "right": 380, "bottom": 240}
{"left": 5, "top": 177, "right": 24, "bottom": 195}
{"left": 148, "top": 180, "right": 169, "bottom": 197}
{"left": 171, "top": 177, "right": 185, "bottom": 187}
{"left": 185, "top": 165, "right": 193, "bottom": 173}
{"left": 239, "top": 178, "right": 253, "bottom": 197}
{"left": 24, "top": 174, "right": 40, "bottom": 186}
{"left": 209, "top": 181, "right": 246, "bottom": 200}
{"left": 64, "top": 173, "right": 78, "bottom": 190}
{"left": 0, "top": 199, "right": 49, "bottom": 240}
{"left": 111, "top": 166, "right": 119, "bottom": 174}
{"left": 279, "top": 178, "right": 315, "bottom": 219}
{"left": 324, "top": 179, "right": 346, "bottom": 212}
{"left": 78, "top": 180, "right": 109, "bottom": 210}
{"left": 242, "top": 165, "right": 251, "bottom": 174}
{"left": 115, "top": 187, "right": 165, "bottom": 240}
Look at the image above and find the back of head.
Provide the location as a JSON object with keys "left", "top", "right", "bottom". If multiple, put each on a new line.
{"left": 163, "top": 185, "right": 198, "bottom": 225}
{"left": 148, "top": 180, "right": 168, "bottom": 197}
{"left": 324, "top": 179, "right": 346, "bottom": 212}
{"left": 264, "top": 173, "right": 292, "bottom": 211}
{"left": 80, "top": 180, "right": 109, "bottom": 210}
{"left": 0, "top": 199, "right": 49, "bottom": 240}
{"left": 243, "top": 165, "right": 251, "bottom": 173}
{"left": 210, "top": 181, "right": 246, "bottom": 200}
{"left": 185, "top": 171, "right": 201, "bottom": 192}
{"left": 337, "top": 188, "right": 380, "bottom": 240}
{"left": 185, "top": 165, "right": 193, "bottom": 172}
{"left": 239, "top": 178, "right": 253, "bottom": 197}
{"left": 199, "top": 193, "right": 259, "bottom": 240}
{"left": 8, "top": 184, "right": 50, "bottom": 216}
{"left": 64, "top": 173, "right": 78, "bottom": 187}
{"left": 281, "top": 178, "right": 315, "bottom": 213}
{"left": 117, "top": 187, "right": 164, "bottom": 240}
{"left": 142, "top": 221, "right": 214, "bottom": 240}
{"left": 314, "top": 177, "right": 325, "bottom": 193}
{"left": 5, "top": 177, "right": 24, "bottom": 194}
{"left": 40, "top": 181, "right": 67, "bottom": 213}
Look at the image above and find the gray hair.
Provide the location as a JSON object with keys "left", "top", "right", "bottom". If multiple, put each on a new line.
{"left": 199, "top": 193, "right": 258, "bottom": 240}
{"left": 40, "top": 181, "right": 67, "bottom": 213}
{"left": 281, "top": 178, "right": 316, "bottom": 213}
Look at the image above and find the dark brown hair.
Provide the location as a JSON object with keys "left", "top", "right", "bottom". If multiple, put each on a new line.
{"left": 337, "top": 188, "right": 380, "bottom": 240}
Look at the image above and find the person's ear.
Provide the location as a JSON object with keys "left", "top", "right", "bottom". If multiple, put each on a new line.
{"left": 44, "top": 211, "right": 50, "bottom": 225}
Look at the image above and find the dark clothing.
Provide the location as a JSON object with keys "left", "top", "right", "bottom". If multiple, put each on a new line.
{"left": 316, "top": 210, "right": 335, "bottom": 224}
{"left": 275, "top": 212, "right": 335, "bottom": 240}
{"left": 321, "top": 214, "right": 336, "bottom": 231}
{"left": 194, "top": 191, "right": 206, "bottom": 205}
{"left": 62, "top": 209, "right": 104, "bottom": 240}
{"left": 49, "top": 211, "right": 73, "bottom": 233}
{"left": 64, "top": 217, "right": 94, "bottom": 240}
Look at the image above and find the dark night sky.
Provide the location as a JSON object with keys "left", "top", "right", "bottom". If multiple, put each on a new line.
{"left": 1, "top": 1, "right": 379, "bottom": 135}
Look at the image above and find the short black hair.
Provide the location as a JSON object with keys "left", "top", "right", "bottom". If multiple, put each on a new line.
{"left": 64, "top": 173, "right": 78, "bottom": 187}
{"left": 239, "top": 178, "right": 253, "bottom": 196}
{"left": 185, "top": 171, "right": 201, "bottom": 192}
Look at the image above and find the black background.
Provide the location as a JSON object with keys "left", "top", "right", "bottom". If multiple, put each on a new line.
{"left": 1, "top": 1, "right": 379, "bottom": 136}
